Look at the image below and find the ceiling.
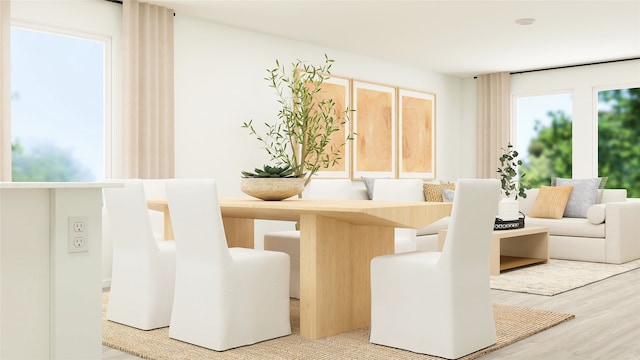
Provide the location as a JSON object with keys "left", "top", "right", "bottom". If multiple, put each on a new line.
{"left": 147, "top": 0, "right": 640, "bottom": 77}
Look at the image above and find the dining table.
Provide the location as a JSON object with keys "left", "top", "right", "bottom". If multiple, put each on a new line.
{"left": 147, "top": 197, "right": 452, "bottom": 339}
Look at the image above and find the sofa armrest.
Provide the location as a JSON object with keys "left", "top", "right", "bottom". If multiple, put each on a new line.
{"left": 604, "top": 201, "right": 640, "bottom": 263}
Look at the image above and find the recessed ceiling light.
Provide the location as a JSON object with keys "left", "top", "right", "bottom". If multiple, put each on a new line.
{"left": 515, "top": 18, "right": 536, "bottom": 26}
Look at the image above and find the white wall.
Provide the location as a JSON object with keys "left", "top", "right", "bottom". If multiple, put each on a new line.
{"left": 172, "top": 14, "right": 467, "bottom": 192}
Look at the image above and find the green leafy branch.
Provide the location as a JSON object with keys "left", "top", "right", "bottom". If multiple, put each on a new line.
{"left": 497, "top": 143, "right": 531, "bottom": 199}
{"left": 242, "top": 55, "right": 353, "bottom": 187}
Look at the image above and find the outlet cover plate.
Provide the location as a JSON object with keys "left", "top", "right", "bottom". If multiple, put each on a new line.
{"left": 68, "top": 216, "right": 89, "bottom": 253}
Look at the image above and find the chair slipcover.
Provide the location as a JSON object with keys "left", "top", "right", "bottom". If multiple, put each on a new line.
{"left": 103, "top": 180, "right": 176, "bottom": 330}
{"left": 372, "top": 179, "right": 425, "bottom": 253}
{"left": 165, "top": 179, "right": 291, "bottom": 351}
{"left": 370, "top": 179, "right": 500, "bottom": 359}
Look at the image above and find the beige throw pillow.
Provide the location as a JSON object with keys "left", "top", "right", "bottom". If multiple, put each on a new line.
{"left": 423, "top": 183, "right": 455, "bottom": 202}
{"left": 529, "top": 185, "right": 574, "bottom": 219}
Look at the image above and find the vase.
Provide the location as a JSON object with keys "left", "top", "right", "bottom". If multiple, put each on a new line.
{"left": 498, "top": 197, "right": 519, "bottom": 221}
{"left": 240, "top": 177, "right": 306, "bottom": 201}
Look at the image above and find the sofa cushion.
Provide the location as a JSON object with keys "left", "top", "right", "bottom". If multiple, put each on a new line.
{"left": 529, "top": 185, "right": 573, "bottom": 219}
{"left": 555, "top": 177, "right": 602, "bottom": 218}
{"left": 526, "top": 217, "right": 605, "bottom": 238}
{"left": 361, "top": 176, "right": 389, "bottom": 200}
{"left": 586, "top": 203, "right": 606, "bottom": 224}
{"left": 423, "top": 183, "right": 455, "bottom": 202}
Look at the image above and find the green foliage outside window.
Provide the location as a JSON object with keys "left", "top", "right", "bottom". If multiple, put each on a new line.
{"left": 519, "top": 110, "right": 573, "bottom": 188}
{"left": 520, "top": 87, "right": 640, "bottom": 198}
{"left": 11, "top": 139, "right": 94, "bottom": 182}
{"left": 598, "top": 88, "right": 640, "bottom": 197}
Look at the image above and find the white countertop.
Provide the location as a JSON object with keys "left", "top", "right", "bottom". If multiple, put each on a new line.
{"left": 0, "top": 181, "right": 123, "bottom": 189}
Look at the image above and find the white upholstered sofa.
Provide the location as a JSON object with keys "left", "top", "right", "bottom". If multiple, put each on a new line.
{"left": 416, "top": 187, "right": 640, "bottom": 264}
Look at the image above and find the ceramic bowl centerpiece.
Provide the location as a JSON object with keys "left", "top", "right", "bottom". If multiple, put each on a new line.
{"left": 241, "top": 165, "right": 305, "bottom": 201}
{"left": 497, "top": 143, "right": 531, "bottom": 221}
{"left": 241, "top": 55, "right": 353, "bottom": 200}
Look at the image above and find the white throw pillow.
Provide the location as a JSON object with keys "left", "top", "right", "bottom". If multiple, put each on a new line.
{"left": 587, "top": 203, "right": 606, "bottom": 224}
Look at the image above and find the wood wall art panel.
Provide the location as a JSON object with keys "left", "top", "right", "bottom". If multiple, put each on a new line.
{"left": 398, "top": 89, "right": 436, "bottom": 179}
{"left": 313, "top": 76, "right": 351, "bottom": 178}
{"left": 352, "top": 81, "right": 396, "bottom": 178}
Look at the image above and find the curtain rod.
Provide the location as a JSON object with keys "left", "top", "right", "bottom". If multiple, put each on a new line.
{"left": 475, "top": 57, "right": 640, "bottom": 78}
{"left": 104, "top": 0, "right": 175, "bottom": 15}
{"left": 509, "top": 57, "right": 640, "bottom": 75}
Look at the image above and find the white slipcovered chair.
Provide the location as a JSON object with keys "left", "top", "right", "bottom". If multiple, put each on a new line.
{"left": 370, "top": 179, "right": 500, "bottom": 359}
{"left": 264, "top": 179, "right": 354, "bottom": 299}
{"left": 142, "top": 179, "right": 170, "bottom": 240}
{"left": 103, "top": 179, "right": 176, "bottom": 330}
{"left": 371, "top": 179, "right": 425, "bottom": 253}
{"left": 165, "top": 179, "right": 291, "bottom": 351}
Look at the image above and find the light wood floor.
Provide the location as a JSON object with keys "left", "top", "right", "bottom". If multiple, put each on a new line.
{"left": 103, "top": 267, "right": 640, "bottom": 359}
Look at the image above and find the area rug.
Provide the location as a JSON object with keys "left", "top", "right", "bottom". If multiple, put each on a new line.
{"left": 490, "top": 258, "right": 640, "bottom": 296}
{"left": 102, "top": 293, "right": 574, "bottom": 360}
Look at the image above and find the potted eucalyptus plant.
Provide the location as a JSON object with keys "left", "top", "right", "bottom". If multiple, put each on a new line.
{"left": 241, "top": 55, "right": 352, "bottom": 200}
{"left": 496, "top": 143, "right": 531, "bottom": 220}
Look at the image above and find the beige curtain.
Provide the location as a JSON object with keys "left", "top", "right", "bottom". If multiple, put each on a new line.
{"left": 476, "top": 72, "right": 510, "bottom": 179}
{"left": 123, "top": 0, "right": 175, "bottom": 179}
{"left": 0, "top": 1, "right": 10, "bottom": 181}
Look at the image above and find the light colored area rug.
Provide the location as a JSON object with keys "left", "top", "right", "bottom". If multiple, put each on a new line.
{"left": 490, "top": 258, "right": 640, "bottom": 296}
{"left": 102, "top": 293, "right": 573, "bottom": 360}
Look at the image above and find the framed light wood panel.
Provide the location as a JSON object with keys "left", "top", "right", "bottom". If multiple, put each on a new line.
{"left": 398, "top": 88, "right": 436, "bottom": 179}
{"left": 314, "top": 75, "right": 351, "bottom": 179}
{"left": 352, "top": 80, "right": 396, "bottom": 179}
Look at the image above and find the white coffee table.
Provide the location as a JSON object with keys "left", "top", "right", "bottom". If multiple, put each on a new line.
{"left": 438, "top": 225, "right": 550, "bottom": 275}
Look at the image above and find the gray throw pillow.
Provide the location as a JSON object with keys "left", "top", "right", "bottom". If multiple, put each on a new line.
{"left": 441, "top": 188, "right": 455, "bottom": 202}
{"left": 555, "top": 177, "right": 602, "bottom": 218}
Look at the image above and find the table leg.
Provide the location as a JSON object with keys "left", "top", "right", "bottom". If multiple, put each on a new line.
{"left": 222, "top": 217, "right": 254, "bottom": 248}
{"left": 299, "top": 214, "right": 394, "bottom": 339}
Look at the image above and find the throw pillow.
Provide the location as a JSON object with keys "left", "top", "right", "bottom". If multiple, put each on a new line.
{"left": 555, "top": 177, "right": 602, "bottom": 218}
{"left": 586, "top": 204, "right": 606, "bottom": 225}
{"left": 423, "top": 183, "right": 455, "bottom": 202}
{"left": 441, "top": 188, "right": 455, "bottom": 202}
{"left": 551, "top": 176, "right": 608, "bottom": 189}
{"left": 529, "top": 185, "right": 574, "bottom": 219}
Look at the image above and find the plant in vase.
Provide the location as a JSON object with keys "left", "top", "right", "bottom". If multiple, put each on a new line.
{"left": 496, "top": 143, "right": 531, "bottom": 221}
{"left": 241, "top": 55, "right": 353, "bottom": 200}
{"left": 240, "top": 165, "right": 306, "bottom": 201}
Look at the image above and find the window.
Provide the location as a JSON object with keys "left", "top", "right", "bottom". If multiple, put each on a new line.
{"left": 11, "top": 25, "right": 108, "bottom": 181}
{"left": 515, "top": 93, "right": 573, "bottom": 188}
{"left": 597, "top": 87, "right": 640, "bottom": 197}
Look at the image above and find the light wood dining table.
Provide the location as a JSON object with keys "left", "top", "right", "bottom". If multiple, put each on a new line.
{"left": 147, "top": 197, "right": 452, "bottom": 339}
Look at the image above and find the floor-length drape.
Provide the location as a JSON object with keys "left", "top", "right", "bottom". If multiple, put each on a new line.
{"left": 0, "top": 1, "right": 11, "bottom": 181}
{"left": 476, "top": 72, "right": 510, "bottom": 179}
{"left": 123, "top": 0, "right": 174, "bottom": 179}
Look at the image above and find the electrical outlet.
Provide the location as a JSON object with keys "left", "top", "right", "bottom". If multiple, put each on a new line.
{"left": 68, "top": 216, "right": 89, "bottom": 253}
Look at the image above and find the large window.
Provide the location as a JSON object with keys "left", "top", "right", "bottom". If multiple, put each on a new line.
{"left": 515, "top": 93, "right": 573, "bottom": 188}
{"left": 11, "top": 25, "right": 108, "bottom": 182}
{"left": 598, "top": 87, "right": 640, "bottom": 197}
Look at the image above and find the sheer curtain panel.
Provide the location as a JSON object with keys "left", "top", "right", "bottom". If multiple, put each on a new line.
{"left": 0, "top": 1, "right": 10, "bottom": 181}
{"left": 476, "top": 72, "right": 510, "bottom": 179}
{"left": 123, "top": 0, "right": 175, "bottom": 179}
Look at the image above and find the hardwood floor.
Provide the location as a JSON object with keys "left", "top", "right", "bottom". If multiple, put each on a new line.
{"left": 103, "top": 267, "right": 640, "bottom": 359}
